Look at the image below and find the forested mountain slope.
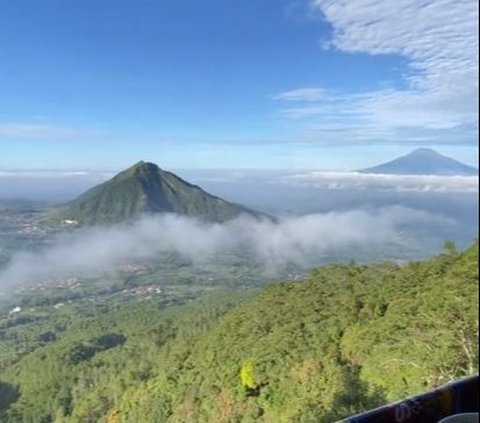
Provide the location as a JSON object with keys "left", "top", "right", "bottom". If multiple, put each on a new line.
{"left": 0, "top": 242, "right": 477, "bottom": 422}
{"left": 47, "top": 161, "right": 263, "bottom": 225}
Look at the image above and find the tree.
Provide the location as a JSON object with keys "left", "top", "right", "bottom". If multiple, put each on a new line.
{"left": 240, "top": 361, "right": 258, "bottom": 396}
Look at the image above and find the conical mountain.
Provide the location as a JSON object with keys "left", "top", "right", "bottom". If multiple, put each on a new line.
{"left": 358, "top": 148, "right": 478, "bottom": 175}
{"left": 48, "top": 161, "right": 264, "bottom": 225}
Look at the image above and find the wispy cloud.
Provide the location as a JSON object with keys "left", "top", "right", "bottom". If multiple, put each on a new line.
{"left": 0, "top": 122, "right": 103, "bottom": 141}
{"left": 274, "top": 87, "right": 327, "bottom": 101}
{"left": 275, "top": 0, "right": 478, "bottom": 145}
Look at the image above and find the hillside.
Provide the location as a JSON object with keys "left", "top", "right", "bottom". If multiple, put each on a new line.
{"left": 0, "top": 241, "right": 477, "bottom": 422}
{"left": 358, "top": 148, "right": 478, "bottom": 175}
{"left": 47, "top": 161, "right": 264, "bottom": 225}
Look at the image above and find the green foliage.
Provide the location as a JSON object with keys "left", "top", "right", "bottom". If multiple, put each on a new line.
{"left": 0, "top": 242, "right": 477, "bottom": 422}
{"left": 240, "top": 360, "right": 257, "bottom": 390}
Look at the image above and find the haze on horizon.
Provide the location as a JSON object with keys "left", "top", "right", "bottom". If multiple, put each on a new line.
{"left": 0, "top": 158, "right": 477, "bottom": 294}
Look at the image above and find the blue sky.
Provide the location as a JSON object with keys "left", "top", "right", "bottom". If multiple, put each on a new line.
{"left": 0, "top": 0, "right": 478, "bottom": 171}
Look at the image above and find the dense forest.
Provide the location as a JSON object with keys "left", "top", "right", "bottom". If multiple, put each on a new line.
{"left": 0, "top": 241, "right": 478, "bottom": 422}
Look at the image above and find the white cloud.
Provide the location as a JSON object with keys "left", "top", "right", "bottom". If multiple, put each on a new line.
{"left": 0, "top": 123, "right": 102, "bottom": 141}
{"left": 285, "top": 171, "right": 478, "bottom": 193}
{"left": 276, "top": 0, "right": 478, "bottom": 144}
{"left": 0, "top": 209, "right": 449, "bottom": 289}
{"left": 274, "top": 87, "right": 327, "bottom": 101}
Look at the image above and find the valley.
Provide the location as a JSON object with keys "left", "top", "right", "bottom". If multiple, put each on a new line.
{"left": 0, "top": 157, "right": 477, "bottom": 422}
{"left": 0, "top": 239, "right": 477, "bottom": 422}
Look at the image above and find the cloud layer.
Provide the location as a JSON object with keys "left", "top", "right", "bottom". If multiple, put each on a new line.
{"left": 0, "top": 208, "right": 448, "bottom": 290}
{"left": 285, "top": 171, "right": 479, "bottom": 193}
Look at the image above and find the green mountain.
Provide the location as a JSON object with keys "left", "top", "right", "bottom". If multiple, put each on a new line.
{"left": 47, "top": 161, "right": 264, "bottom": 225}
{"left": 1, "top": 242, "right": 477, "bottom": 422}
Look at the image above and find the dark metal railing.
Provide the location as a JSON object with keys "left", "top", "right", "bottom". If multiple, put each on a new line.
{"left": 338, "top": 375, "right": 478, "bottom": 423}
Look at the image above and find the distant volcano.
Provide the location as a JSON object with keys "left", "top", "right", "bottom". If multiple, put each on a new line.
{"left": 48, "top": 161, "right": 265, "bottom": 225}
{"left": 358, "top": 148, "right": 478, "bottom": 176}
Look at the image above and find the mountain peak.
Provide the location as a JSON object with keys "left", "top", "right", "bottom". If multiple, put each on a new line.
{"left": 125, "top": 160, "right": 160, "bottom": 173}
{"left": 410, "top": 148, "right": 437, "bottom": 155}
{"left": 132, "top": 160, "right": 157, "bottom": 168}
{"left": 358, "top": 148, "right": 478, "bottom": 176}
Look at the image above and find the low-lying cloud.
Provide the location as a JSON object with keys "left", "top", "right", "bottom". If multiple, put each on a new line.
{"left": 0, "top": 207, "right": 452, "bottom": 290}
{"left": 284, "top": 171, "right": 478, "bottom": 193}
